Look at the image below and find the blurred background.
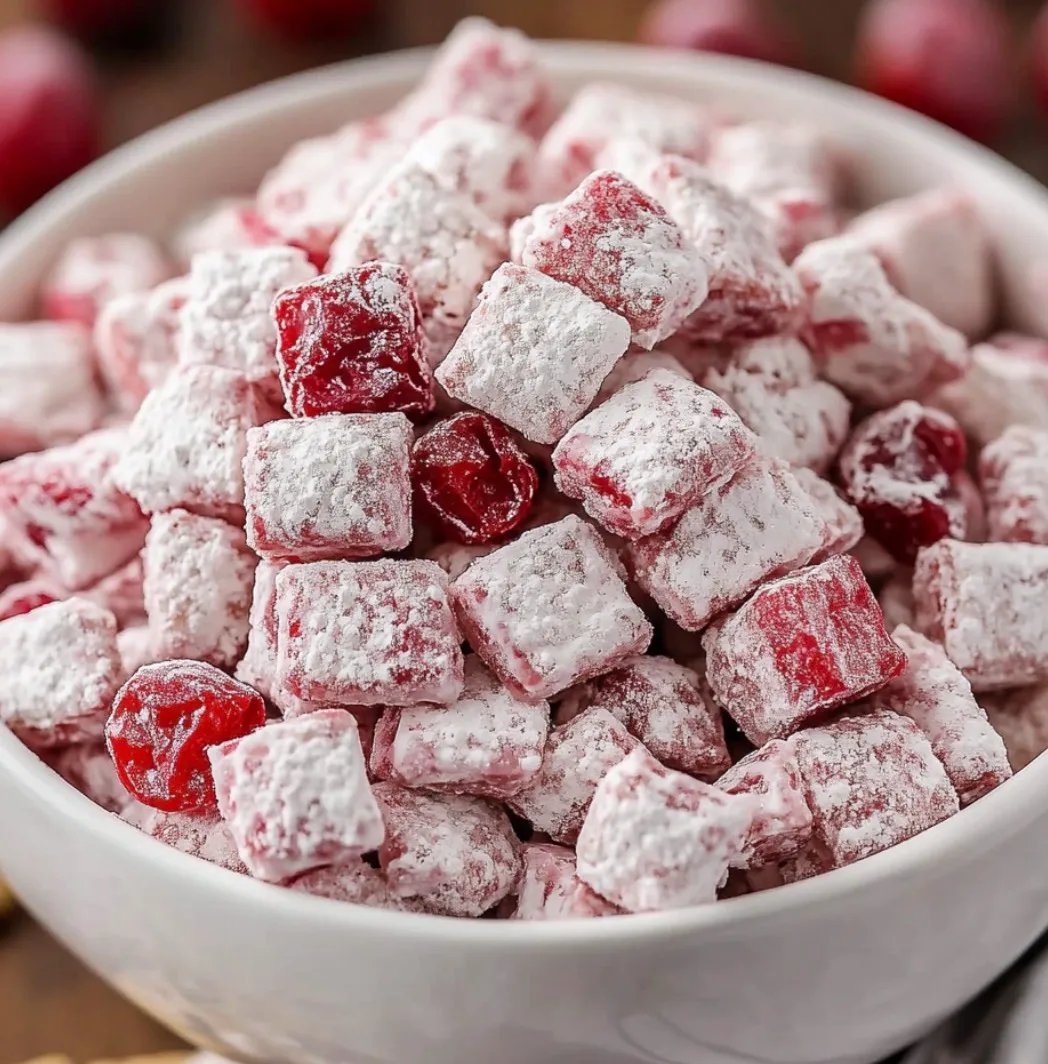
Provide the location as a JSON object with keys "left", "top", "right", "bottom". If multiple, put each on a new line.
{"left": 0, "top": 0, "right": 1045, "bottom": 1060}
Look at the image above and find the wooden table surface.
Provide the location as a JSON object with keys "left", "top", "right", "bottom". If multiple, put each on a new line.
{"left": 2, "top": 0, "right": 1048, "bottom": 1060}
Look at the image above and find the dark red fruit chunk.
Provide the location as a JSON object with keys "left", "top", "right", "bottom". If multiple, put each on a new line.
{"left": 43, "top": 0, "right": 177, "bottom": 50}
{"left": 639, "top": 0, "right": 796, "bottom": 65}
{"left": 412, "top": 412, "right": 539, "bottom": 545}
{"left": 232, "top": 0, "right": 373, "bottom": 40}
{"left": 106, "top": 660, "right": 266, "bottom": 813}
{"left": 0, "top": 26, "right": 100, "bottom": 216}
{"left": 856, "top": 0, "right": 1013, "bottom": 144}
{"left": 274, "top": 263, "right": 435, "bottom": 420}
{"left": 838, "top": 400, "right": 968, "bottom": 565}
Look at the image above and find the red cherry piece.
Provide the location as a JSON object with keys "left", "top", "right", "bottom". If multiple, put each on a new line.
{"left": 232, "top": 0, "right": 372, "bottom": 40}
{"left": 839, "top": 401, "right": 968, "bottom": 565}
{"left": 0, "top": 27, "right": 99, "bottom": 216}
{"left": 856, "top": 0, "right": 1013, "bottom": 144}
{"left": 106, "top": 659, "right": 266, "bottom": 813}
{"left": 274, "top": 263, "right": 434, "bottom": 420}
{"left": 702, "top": 554, "right": 907, "bottom": 745}
{"left": 639, "top": 0, "right": 795, "bottom": 65}
{"left": 413, "top": 411, "right": 538, "bottom": 545}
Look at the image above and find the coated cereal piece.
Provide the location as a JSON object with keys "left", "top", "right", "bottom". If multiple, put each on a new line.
{"left": 702, "top": 555, "right": 907, "bottom": 745}
{"left": 112, "top": 365, "right": 262, "bottom": 520}
{"left": 399, "top": 115, "right": 536, "bottom": 223}
{"left": 627, "top": 458, "right": 826, "bottom": 632}
{"left": 0, "top": 428, "right": 148, "bottom": 590}
{"left": 370, "top": 655, "right": 549, "bottom": 799}
{"left": 0, "top": 598, "right": 120, "bottom": 749}
{"left": 537, "top": 82, "right": 717, "bottom": 199}
{"left": 274, "top": 262, "right": 434, "bottom": 419}
{"left": 451, "top": 516, "right": 652, "bottom": 702}
{"left": 792, "top": 468, "right": 864, "bottom": 563}
{"left": 983, "top": 685, "right": 1048, "bottom": 771}
{"left": 392, "top": 17, "right": 551, "bottom": 139}
{"left": 373, "top": 781, "right": 520, "bottom": 917}
{"left": 244, "top": 414, "right": 412, "bottom": 563}
{"left": 932, "top": 333, "right": 1048, "bottom": 447}
{"left": 914, "top": 539, "right": 1048, "bottom": 690}
{"left": 717, "top": 739, "right": 813, "bottom": 868}
{"left": 789, "top": 708, "right": 959, "bottom": 873}
{"left": 210, "top": 710, "right": 383, "bottom": 882}
{"left": 592, "top": 348, "right": 691, "bottom": 405}
{"left": 425, "top": 541, "right": 495, "bottom": 582}
{"left": 256, "top": 119, "right": 404, "bottom": 262}
{"left": 51, "top": 742, "right": 131, "bottom": 813}
{"left": 552, "top": 370, "right": 758, "bottom": 539}
{"left": 144, "top": 510, "right": 257, "bottom": 669}
{"left": 171, "top": 198, "right": 282, "bottom": 264}
{"left": 980, "top": 426, "right": 1048, "bottom": 544}
{"left": 0, "top": 322, "right": 104, "bottom": 457}
{"left": 94, "top": 277, "right": 189, "bottom": 413}
{"left": 707, "top": 120, "right": 844, "bottom": 261}
{"left": 874, "top": 624, "right": 1011, "bottom": 805}
{"left": 328, "top": 160, "right": 508, "bottom": 338}
{"left": 124, "top": 806, "right": 248, "bottom": 875}
{"left": 289, "top": 861, "right": 422, "bottom": 911}
{"left": 178, "top": 247, "right": 317, "bottom": 395}
{"left": 116, "top": 625, "right": 157, "bottom": 679}
{"left": 436, "top": 264, "right": 630, "bottom": 444}
{"left": 701, "top": 336, "right": 851, "bottom": 473}
{"left": 511, "top": 842, "right": 621, "bottom": 919}
{"left": 794, "top": 235, "right": 970, "bottom": 407}
{"left": 507, "top": 707, "right": 640, "bottom": 843}
{"left": 42, "top": 233, "right": 172, "bottom": 328}
{"left": 275, "top": 559, "right": 464, "bottom": 707}
{"left": 847, "top": 187, "right": 993, "bottom": 339}
{"left": 555, "top": 655, "right": 730, "bottom": 780}
{"left": 517, "top": 168, "right": 708, "bottom": 349}
{"left": 576, "top": 747, "right": 752, "bottom": 912}
{"left": 84, "top": 555, "right": 147, "bottom": 629}
{"left": 234, "top": 560, "right": 283, "bottom": 699}
{"left": 601, "top": 145, "right": 803, "bottom": 343}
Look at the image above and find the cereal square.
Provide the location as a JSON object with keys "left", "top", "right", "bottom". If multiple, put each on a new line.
{"left": 511, "top": 842, "right": 621, "bottom": 920}
{"left": 980, "top": 426, "right": 1048, "bottom": 544}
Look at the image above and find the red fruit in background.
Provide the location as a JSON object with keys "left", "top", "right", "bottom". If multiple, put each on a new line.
{"left": 1033, "top": 4, "right": 1048, "bottom": 119}
{"left": 639, "top": 0, "right": 795, "bottom": 65}
{"left": 231, "top": 0, "right": 373, "bottom": 40}
{"left": 856, "top": 0, "right": 1013, "bottom": 143}
{"left": 0, "top": 26, "right": 99, "bottom": 215}
{"left": 42, "top": 0, "right": 160, "bottom": 38}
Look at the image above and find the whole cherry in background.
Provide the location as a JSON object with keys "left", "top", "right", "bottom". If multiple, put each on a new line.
{"left": 638, "top": 0, "right": 797, "bottom": 65}
{"left": 231, "top": 0, "right": 374, "bottom": 40}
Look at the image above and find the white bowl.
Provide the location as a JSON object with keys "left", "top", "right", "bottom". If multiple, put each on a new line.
{"left": 2, "top": 41, "right": 1048, "bottom": 1064}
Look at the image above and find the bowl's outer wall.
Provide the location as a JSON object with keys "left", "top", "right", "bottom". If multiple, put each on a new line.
{"left": 2, "top": 43, "right": 1048, "bottom": 1064}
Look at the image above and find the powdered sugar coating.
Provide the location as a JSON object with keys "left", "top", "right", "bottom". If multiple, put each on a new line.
{"left": 602, "top": 145, "right": 803, "bottom": 343}
{"left": 210, "top": 710, "right": 383, "bottom": 882}
{"left": 984, "top": 685, "right": 1048, "bottom": 772}
{"left": 244, "top": 414, "right": 412, "bottom": 562}
{"left": 373, "top": 781, "right": 519, "bottom": 917}
{"left": 555, "top": 654, "right": 730, "bottom": 780}
{"left": 792, "top": 467, "right": 864, "bottom": 563}
{"left": 171, "top": 198, "right": 282, "bottom": 265}
{"left": 144, "top": 509, "right": 257, "bottom": 669}
{"left": 42, "top": 232, "right": 172, "bottom": 328}
{"left": 874, "top": 624, "right": 1011, "bottom": 805}
{"left": 234, "top": 560, "right": 282, "bottom": 700}
{"left": 932, "top": 333, "right": 1048, "bottom": 447}
{"left": 126, "top": 806, "right": 248, "bottom": 874}
{"left": 847, "top": 188, "right": 993, "bottom": 339}
{"left": 0, "top": 427, "right": 149, "bottom": 590}
{"left": 51, "top": 742, "right": 131, "bottom": 813}
{"left": 707, "top": 121, "right": 843, "bottom": 261}
{"left": 553, "top": 370, "right": 758, "bottom": 539}
{"left": 371, "top": 655, "right": 549, "bottom": 798}
{"left": 289, "top": 861, "right": 421, "bottom": 911}
{"left": 576, "top": 747, "right": 752, "bottom": 912}
{"left": 511, "top": 842, "right": 620, "bottom": 919}
{"left": 425, "top": 542, "right": 495, "bottom": 582}
{"left": 85, "top": 555, "right": 147, "bottom": 629}
{"left": 518, "top": 168, "right": 708, "bottom": 349}
{"left": 701, "top": 336, "right": 851, "bottom": 473}
{"left": 329, "top": 160, "right": 508, "bottom": 338}
{"left": 0, "top": 576, "right": 64, "bottom": 623}
{"left": 93, "top": 277, "right": 188, "bottom": 413}
{"left": 275, "top": 559, "right": 464, "bottom": 707}
{"left": 790, "top": 709, "right": 959, "bottom": 873}
{"left": 717, "top": 739, "right": 813, "bottom": 868}
{"left": 0, "top": 598, "right": 120, "bottom": 749}
{"left": 436, "top": 263, "right": 630, "bottom": 444}
{"left": 980, "top": 426, "right": 1048, "bottom": 544}
{"left": 112, "top": 365, "right": 262, "bottom": 520}
{"left": 537, "top": 82, "right": 716, "bottom": 199}
{"left": 592, "top": 349, "right": 691, "bottom": 406}
{"left": 627, "top": 458, "right": 826, "bottom": 631}
{"left": 116, "top": 624, "right": 157, "bottom": 679}
{"left": 508, "top": 707, "right": 639, "bottom": 843}
{"left": 914, "top": 539, "right": 1048, "bottom": 691}
{"left": 178, "top": 248, "right": 317, "bottom": 393}
{"left": 795, "top": 235, "right": 970, "bottom": 407}
{"left": 0, "top": 322, "right": 103, "bottom": 457}
{"left": 452, "top": 515, "right": 652, "bottom": 702}
{"left": 703, "top": 555, "right": 907, "bottom": 744}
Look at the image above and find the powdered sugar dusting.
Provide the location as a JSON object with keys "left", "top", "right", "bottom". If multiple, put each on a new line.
{"left": 511, "top": 842, "right": 620, "bottom": 919}
{"left": 792, "top": 467, "right": 864, "bottom": 563}
{"left": 980, "top": 426, "right": 1048, "bottom": 544}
